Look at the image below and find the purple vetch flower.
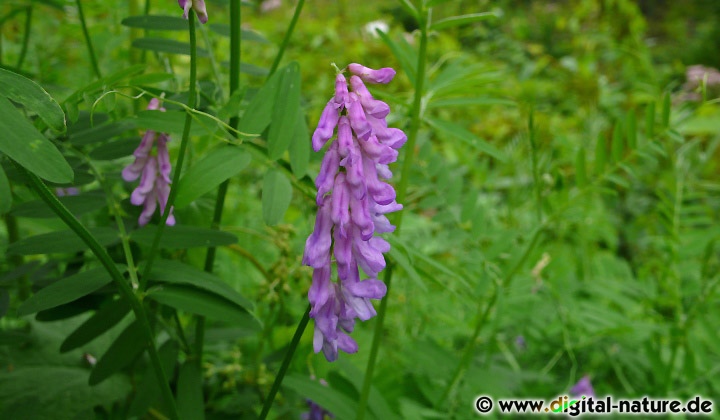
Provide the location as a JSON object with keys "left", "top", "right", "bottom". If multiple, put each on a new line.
{"left": 55, "top": 187, "right": 80, "bottom": 197}
{"left": 178, "top": 0, "right": 208, "bottom": 24}
{"left": 303, "top": 64, "right": 405, "bottom": 362}
{"left": 123, "top": 98, "right": 176, "bottom": 226}
{"left": 570, "top": 375, "right": 595, "bottom": 398}
{"left": 301, "top": 378, "right": 334, "bottom": 420}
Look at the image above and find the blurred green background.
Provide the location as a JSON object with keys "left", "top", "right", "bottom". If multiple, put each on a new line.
{"left": 1, "top": 0, "right": 720, "bottom": 418}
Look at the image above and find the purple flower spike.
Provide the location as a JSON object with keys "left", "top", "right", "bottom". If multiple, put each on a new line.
{"left": 348, "top": 63, "right": 396, "bottom": 84}
{"left": 178, "top": 0, "right": 208, "bottom": 24}
{"left": 303, "top": 63, "right": 406, "bottom": 361}
{"left": 123, "top": 97, "right": 176, "bottom": 226}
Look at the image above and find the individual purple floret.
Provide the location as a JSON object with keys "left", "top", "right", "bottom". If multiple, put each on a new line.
{"left": 178, "top": 0, "right": 208, "bottom": 24}
{"left": 570, "top": 375, "right": 595, "bottom": 398}
{"left": 301, "top": 378, "right": 334, "bottom": 420}
{"left": 303, "top": 64, "right": 406, "bottom": 362}
{"left": 123, "top": 98, "right": 176, "bottom": 226}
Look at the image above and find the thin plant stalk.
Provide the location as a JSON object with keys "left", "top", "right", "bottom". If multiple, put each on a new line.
{"left": 356, "top": 7, "right": 430, "bottom": 420}
{"left": 140, "top": 10, "right": 199, "bottom": 286}
{"left": 258, "top": 306, "right": 311, "bottom": 420}
{"left": 268, "top": 0, "right": 305, "bottom": 77}
{"left": 194, "top": 0, "right": 242, "bottom": 368}
{"left": 75, "top": 0, "right": 102, "bottom": 79}
{"left": 17, "top": 166, "right": 179, "bottom": 420}
{"left": 15, "top": 6, "right": 32, "bottom": 70}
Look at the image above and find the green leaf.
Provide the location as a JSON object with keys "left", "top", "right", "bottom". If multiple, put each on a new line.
{"left": 239, "top": 62, "right": 269, "bottom": 77}
{"left": 427, "top": 96, "right": 515, "bottom": 109}
{"left": 176, "top": 361, "right": 205, "bottom": 420}
{"left": 645, "top": 102, "right": 655, "bottom": 139}
{"left": 626, "top": 111, "right": 637, "bottom": 149}
{"left": 429, "top": 12, "right": 499, "bottom": 31}
{"left": 68, "top": 120, "right": 137, "bottom": 145}
{"left": 175, "top": 145, "right": 251, "bottom": 208}
{"left": 0, "top": 67, "right": 66, "bottom": 132}
{"left": 89, "top": 321, "right": 146, "bottom": 385}
{"left": 18, "top": 267, "right": 117, "bottom": 315}
{"left": 388, "top": 245, "right": 427, "bottom": 292}
{"left": 283, "top": 374, "right": 358, "bottom": 420}
{"left": 7, "top": 227, "right": 119, "bottom": 255}
{"left": 426, "top": 0, "right": 454, "bottom": 6}
{"left": 61, "top": 298, "right": 131, "bottom": 353}
{"left": 126, "top": 72, "right": 175, "bottom": 86}
{"left": 0, "top": 366, "right": 130, "bottom": 419}
{"left": 262, "top": 169, "right": 292, "bottom": 226}
{"left": 131, "top": 38, "right": 210, "bottom": 57}
{"left": 11, "top": 192, "right": 107, "bottom": 218}
{"left": 209, "top": 23, "right": 270, "bottom": 43}
{"left": 611, "top": 122, "right": 623, "bottom": 162}
{"left": 0, "top": 96, "right": 73, "bottom": 183}
{"left": 89, "top": 137, "right": 140, "bottom": 160}
{"left": 0, "top": 165, "right": 11, "bottom": 215}
{"left": 288, "top": 109, "right": 310, "bottom": 177}
{"left": 595, "top": 132, "right": 606, "bottom": 172}
{"left": 64, "top": 64, "right": 146, "bottom": 106}
{"left": 377, "top": 30, "right": 417, "bottom": 85}
{"left": 129, "top": 340, "right": 178, "bottom": 417}
{"left": 147, "top": 260, "right": 254, "bottom": 313}
{"left": 130, "top": 225, "right": 237, "bottom": 249}
{"left": 267, "top": 62, "right": 301, "bottom": 160}
{"left": 238, "top": 69, "right": 282, "bottom": 135}
{"left": 398, "top": 0, "right": 419, "bottom": 22}
{"left": 121, "top": 15, "right": 188, "bottom": 31}
{"left": 424, "top": 117, "right": 506, "bottom": 161}
{"left": 336, "top": 359, "right": 400, "bottom": 420}
{"left": 575, "top": 148, "right": 587, "bottom": 187}
{"left": 661, "top": 92, "right": 671, "bottom": 127}
{"left": 147, "top": 284, "right": 259, "bottom": 326}
{"left": 134, "top": 110, "right": 218, "bottom": 136}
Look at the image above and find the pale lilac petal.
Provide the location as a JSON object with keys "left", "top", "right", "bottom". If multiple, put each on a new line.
{"left": 350, "top": 193, "right": 374, "bottom": 241}
{"left": 156, "top": 134, "right": 172, "bottom": 183}
{"left": 309, "top": 266, "right": 332, "bottom": 316}
{"left": 315, "top": 142, "right": 340, "bottom": 205}
{"left": 130, "top": 158, "right": 157, "bottom": 205}
{"left": 337, "top": 116, "right": 354, "bottom": 158}
{"left": 349, "top": 75, "right": 390, "bottom": 118}
{"left": 348, "top": 63, "right": 396, "bottom": 84}
{"left": 138, "top": 189, "right": 158, "bottom": 226}
{"left": 336, "top": 332, "right": 358, "bottom": 354}
{"left": 333, "top": 228, "right": 352, "bottom": 280}
{"left": 334, "top": 73, "right": 349, "bottom": 107}
{"left": 347, "top": 93, "right": 372, "bottom": 141}
{"left": 302, "top": 204, "right": 333, "bottom": 268}
{"left": 312, "top": 99, "right": 340, "bottom": 151}
{"left": 330, "top": 174, "right": 351, "bottom": 237}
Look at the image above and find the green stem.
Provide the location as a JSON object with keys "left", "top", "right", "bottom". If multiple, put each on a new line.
{"left": 15, "top": 6, "right": 32, "bottom": 71}
{"left": 528, "top": 108, "right": 542, "bottom": 223}
{"left": 193, "top": 0, "right": 242, "bottom": 369}
{"left": 268, "top": 0, "right": 305, "bottom": 77}
{"left": 4, "top": 214, "right": 28, "bottom": 299}
{"left": 75, "top": 0, "right": 102, "bottom": 79}
{"left": 435, "top": 227, "right": 544, "bottom": 408}
{"left": 18, "top": 166, "right": 179, "bottom": 420}
{"left": 140, "top": 10, "right": 198, "bottom": 287}
{"left": 356, "top": 8, "right": 430, "bottom": 420}
{"left": 258, "top": 305, "right": 310, "bottom": 420}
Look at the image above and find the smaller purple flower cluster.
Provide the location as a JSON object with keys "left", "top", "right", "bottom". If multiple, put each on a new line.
{"left": 178, "top": 0, "right": 208, "bottom": 24}
{"left": 303, "top": 64, "right": 406, "bottom": 361}
{"left": 301, "top": 378, "right": 334, "bottom": 420}
{"left": 122, "top": 98, "right": 176, "bottom": 227}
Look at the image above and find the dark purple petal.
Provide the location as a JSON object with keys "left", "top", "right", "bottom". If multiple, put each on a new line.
{"left": 130, "top": 157, "right": 158, "bottom": 206}
{"left": 348, "top": 63, "right": 396, "bottom": 84}
{"left": 333, "top": 228, "right": 352, "bottom": 280}
{"left": 156, "top": 134, "right": 172, "bottom": 183}
{"left": 570, "top": 376, "right": 595, "bottom": 398}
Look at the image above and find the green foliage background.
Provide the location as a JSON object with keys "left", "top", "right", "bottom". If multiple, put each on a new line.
{"left": 1, "top": 0, "right": 719, "bottom": 418}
